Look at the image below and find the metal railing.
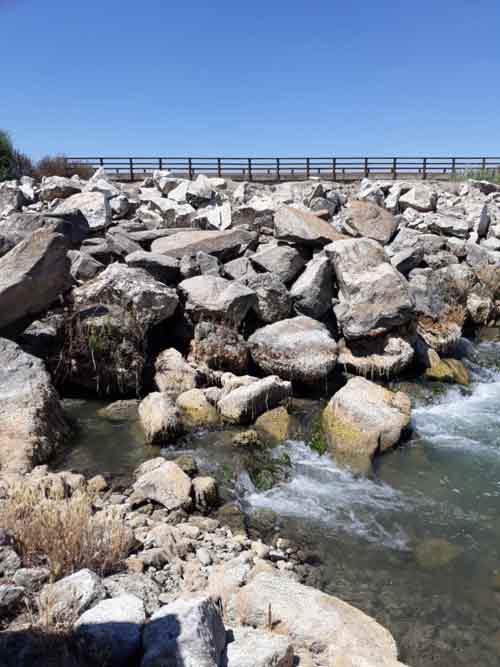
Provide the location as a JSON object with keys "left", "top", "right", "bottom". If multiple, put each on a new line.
{"left": 65, "top": 156, "right": 500, "bottom": 182}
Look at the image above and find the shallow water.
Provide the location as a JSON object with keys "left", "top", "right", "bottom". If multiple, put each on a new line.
{"left": 57, "top": 344, "right": 500, "bottom": 666}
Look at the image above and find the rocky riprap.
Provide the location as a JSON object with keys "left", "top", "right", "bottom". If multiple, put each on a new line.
{"left": 1, "top": 168, "right": 500, "bottom": 664}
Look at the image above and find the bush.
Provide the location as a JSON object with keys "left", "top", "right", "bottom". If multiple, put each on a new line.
{"left": 0, "top": 129, "right": 15, "bottom": 181}
{"left": 0, "top": 483, "right": 134, "bottom": 579}
{"left": 36, "top": 154, "right": 94, "bottom": 180}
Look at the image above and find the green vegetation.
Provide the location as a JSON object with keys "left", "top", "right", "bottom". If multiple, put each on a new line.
{"left": 450, "top": 168, "right": 500, "bottom": 184}
{"left": 0, "top": 129, "right": 15, "bottom": 180}
{"left": 307, "top": 409, "right": 328, "bottom": 455}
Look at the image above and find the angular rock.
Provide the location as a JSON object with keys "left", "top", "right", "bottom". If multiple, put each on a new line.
{"left": 0, "top": 584, "right": 24, "bottom": 617}
{"left": 0, "top": 230, "right": 70, "bottom": 334}
{"left": 399, "top": 186, "right": 437, "bottom": 213}
{"left": 246, "top": 273, "right": 292, "bottom": 323}
{"left": 274, "top": 206, "right": 345, "bottom": 247}
{"left": 0, "top": 181, "right": 24, "bottom": 217}
{"left": 189, "top": 320, "right": 249, "bottom": 373}
{"left": 176, "top": 388, "right": 220, "bottom": 428}
{"left": 322, "top": 377, "right": 411, "bottom": 460}
{"left": 54, "top": 191, "right": 111, "bottom": 231}
{"left": 179, "top": 275, "right": 256, "bottom": 326}
{"left": 125, "top": 250, "right": 180, "bottom": 285}
{"left": 390, "top": 246, "right": 424, "bottom": 275}
{"left": 0, "top": 210, "right": 89, "bottom": 251}
{"left": 343, "top": 200, "right": 398, "bottom": 244}
{"left": 223, "top": 256, "right": 260, "bottom": 282}
{"left": 104, "top": 573, "right": 160, "bottom": 616}
{"left": 225, "top": 626, "right": 294, "bottom": 667}
{"left": 289, "top": 253, "right": 333, "bottom": 319}
{"left": 155, "top": 348, "right": 213, "bottom": 396}
{"left": 142, "top": 596, "right": 226, "bottom": 667}
{"left": 218, "top": 375, "right": 291, "bottom": 425}
{"left": 249, "top": 316, "right": 338, "bottom": 383}
{"left": 326, "top": 238, "right": 414, "bottom": 339}
{"left": 73, "top": 262, "right": 178, "bottom": 329}
{"left": 192, "top": 202, "right": 232, "bottom": 230}
{"left": 75, "top": 594, "right": 146, "bottom": 667}
{"left": 40, "top": 569, "right": 106, "bottom": 619}
{"left": 428, "top": 213, "right": 474, "bottom": 239}
{"left": 250, "top": 245, "right": 305, "bottom": 284}
{"left": 425, "top": 358, "right": 469, "bottom": 385}
{"left": 131, "top": 459, "right": 192, "bottom": 511}
{"left": 151, "top": 229, "right": 255, "bottom": 261}
{"left": 138, "top": 392, "right": 184, "bottom": 444}
{"left": 106, "top": 229, "right": 142, "bottom": 257}
{"left": 337, "top": 332, "right": 415, "bottom": 378}
{"left": 68, "top": 249, "right": 105, "bottom": 282}
{"left": 40, "top": 176, "right": 81, "bottom": 202}
{"left": 0, "top": 338, "right": 69, "bottom": 473}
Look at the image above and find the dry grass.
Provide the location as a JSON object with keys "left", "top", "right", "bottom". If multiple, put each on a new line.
{"left": 36, "top": 154, "right": 94, "bottom": 179}
{"left": 0, "top": 484, "right": 134, "bottom": 580}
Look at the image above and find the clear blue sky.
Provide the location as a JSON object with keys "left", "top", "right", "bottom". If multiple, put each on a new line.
{"left": 2, "top": 0, "right": 499, "bottom": 159}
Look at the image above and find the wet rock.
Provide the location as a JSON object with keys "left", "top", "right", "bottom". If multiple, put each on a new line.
{"left": 246, "top": 273, "right": 292, "bottom": 323}
{"left": 274, "top": 206, "right": 345, "bottom": 247}
{"left": 142, "top": 596, "right": 226, "bottom": 667}
{"left": 254, "top": 406, "right": 297, "bottom": 442}
{"left": 192, "top": 476, "right": 219, "bottom": 512}
{"left": 249, "top": 316, "right": 338, "bottom": 383}
{"left": 73, "top": 262, "right": 178, "bottom": 329}
{"left": 415, "top": 538, "right": 461, "bottom": 569}
{"left": 97, "top": 399, "right": 139, "bottom": 421}
{"left": 189, "top": 320, "right": 249, "bottom": 373}
{"left": 322, "top": 377, "right": 411, "bottom": 460}
{"left": 0, "top": 338, "right": 69, "bottom": 473}
{"left": 176, "top": 388, "right": 220, "bottom": 428}
{"left": 343, "top": 200, "right": 398, "bottom": 244}
{"left": 131, "top": 459, "right": 192, "bottom": 512}
{"left": 289, "top": 254, "right": 333, "bottom": 319}
{"left": 337, "top": 331, "right": 415, "bottom": 378}
{"left": 75, "top": 594, "right": 146, "bottom": 666}
{"left": 218, "top": 376, "right": 291, "bottom": 425}
{"left": 0, "top": 229, "right": 70, "bottom": 335}
{"left": 250, "top": 245, "right": 306, "bottom": 284}
{"left": 179, "top": 275, "right": 256, "bottom": 326}
{"left": 54, "top": 190, "right": 111, "bottom": 231}
{"left": 326, "top": 238, "right": 414, "bottom": 339}
{"left": 425, "top": 358, "right": 470, "bottom": 385}
{"left": 138, "top": 392, "right": 184, "bottom": 444}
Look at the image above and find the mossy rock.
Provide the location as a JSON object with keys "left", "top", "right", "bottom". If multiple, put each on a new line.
{"left": 415, "top": 538, "right": 461, "bottom": 569}
{"left": 176, "top": 388, "right": 219, "bottom": 428}
{"left": 232, "top": 429, "right": 262, "bottom": 448}
{"left": 425, "top": 359, "right": 469, "bottom": 385}
{"left": 254, "top": 406, "right": 298, "bottom": 443}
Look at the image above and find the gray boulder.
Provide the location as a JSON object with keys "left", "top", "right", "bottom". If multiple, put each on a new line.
{"left": 39, "top": 176, "right": 81, "bottom": 202}
{"left": 0, "top": 584, "right": 24, "bottom": 617}
{"left": 246, "top": 273, "right": 292, "bottom": 323}
{"left": 0, "top": 210, "right": 89, "bottom": 253}
{"left": 40, "top": 569, "right": 106, "bottom": 620}
{"left": 390, "top": 246, "right": 424, "bottom": 275}
{"left": 250, "top": 245, "right": 305, "bottom": 284}
{"left": 131, "top": 458, "right": 192, "bottom": 512}
{"left": 54, "top": 191, "right": 111, "bottom": 231}
{"left": 104, "top": 573, "right": 161, "bottom": 616}
{"left": 189, "top": 320, "right": 249, "bottom": 374}
{"left": 218, "top": 375, "right": 292, "bottom": 424}
{"left": 249, "top": 316, "right": 338, "bottom": 383}
{"left": 223, "top": 256, "right": 260, "bottom": 282}
{"left": 75, "top": 594, "right": 145, "bottom": 667}
{"left": 399, "top": 186, "right": 437, "bottom": 212}
{"left": 68, "top": 250, "right": 105, "bottom": 282}
{"left": 151, "top": 229, "right": 255, "bottom": 261}
{"left": 428, "top": 213, "right": 474, "bottom": 239}
{"left": 138, "top": 392, "right": 184, "bottom": 444}
{"left": 289, "top": 253, "right": 333, "bottom": 318}
{"left": 274, "top": 206, "right": 346, "bottom": 247}
{"left": 343, "top": 200, "right": 398, "bottom": 244}
{"left": 179, "top": 275, "right": 256, "bottom": 326}
{"left": 141, "top": 596, "right": 226, "bottom": 667}
{"left": 125, "top": 250, "right": 180, "bottom": 285}
{"left": 326, "top": 238, "right": 414, "bottom": 339}
{"left": 0, "top": 181, "right": 24, "bottom": 217}
{"left": 225, "top": 626, "right": 293, "bottom": 667}
{"left": 0, "top": 229, "right": 70, "bottom": 335}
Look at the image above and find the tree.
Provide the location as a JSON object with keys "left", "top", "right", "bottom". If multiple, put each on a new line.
{"left": 0, "top": 129, "right": 15, "bottom": 181}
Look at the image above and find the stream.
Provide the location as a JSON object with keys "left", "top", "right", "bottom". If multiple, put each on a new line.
{"left": 57, "top": 341, "right": 500, "bottom": 667}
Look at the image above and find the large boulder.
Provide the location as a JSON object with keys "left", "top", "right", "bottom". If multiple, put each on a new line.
{"left": 0, "top": 210, "right": 89, "bottom": 254}
{"left": 322, "top": 377, "right": 411, "bottom": 460}
{"left": 225, "top": 626, "right": 294, "bottom": 667}
{"left": 343, "top": 200, "right": 398, "bottom": 244}
{"left": 40, "top": 569, "right": 106, "bottom": 620}
{"left": 73, "top": 263, "right": 178, "bottom": 329}
{"left": 75, "top": 594, "right": 146, "bottom": 667}
{"left": 176, "top": 389, "right": 220, "bottom": 428}
{"left": 0, "top": 338, "right": 69, "bottom": 473}
{"left": 428, "top": 213, "right": 474, "bottom": 239}
{"left": 399, "top": 186, "right": 437, "bottom": 213}
{"left": 39, "top": 176, "right": 81, "bottom": 202}
{"left": 337, "top": 331, "right": 415, "bottom": 378}
{"left": 125, "top": 250, "right": 180, "bottom": 285}
{"left": 249, "top": 316, "right": 338, "bottom": 383}
{"left": 289, "top": 254, "right": 333, "bottom": 319}
{"left": 141, "top": 596, "right": 226, "bottom": 667}
{"left": 229, "top": 571, "right": 399, "bottom": 665}
{"left": 179, "top": 275, "right": 256, "bottom": 326}
{"left": 131, "top": 458, "right": 192, "bottom": 511}
{"left": 0, "top": 230, "right": 70, "bottom": 335}
{"left": 138, "top": 392, "right": 184, "bottom": 444}
{"left": 0, "top": 181, "right": 24, "bottom": 217}
{"left": 274, "top": 206, "right": 345, "bottom": 246}
{"left": 151, "top": 229, "right": 255, "bottom": 260}
{"left": 326, "top": 238, "right": 414, "bottom": 339}
{"left": 246, "top": 273, "right": 292, "bottom": 323}
{"left": 250, "top": 245, "right": 305, "bottom": 284}
{"left": 218, "top": 376, "right": 291, "bottom": 425}
{"left": 54, "top": 191, "right": 111, "bottom": 231}
{"left": 154, "top": 348, "right": 213, "bottom": 396}
{"left": 189, "top": 320, "right": 249, "bottom": 374}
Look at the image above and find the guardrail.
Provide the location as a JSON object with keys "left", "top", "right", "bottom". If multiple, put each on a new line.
{"left": 65, "top": 156, "right": 500, "bottom": 182}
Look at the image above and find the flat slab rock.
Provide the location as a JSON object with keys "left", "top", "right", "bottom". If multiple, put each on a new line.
{"left": 131, "top": 458, "right": 192, "bottom": 511}
{"left": 274, "top": 205, "right": 346, "bottom": 246}
{"left": 150, "top": 229, "right": 255, "bottom": 260}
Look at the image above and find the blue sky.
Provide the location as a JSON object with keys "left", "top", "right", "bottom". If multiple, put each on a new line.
{"left": 1, "top": 0, "right": 499, "bottom": 159}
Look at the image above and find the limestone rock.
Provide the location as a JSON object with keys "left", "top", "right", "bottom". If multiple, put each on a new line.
{"left": 40, "top": 176, "right": 81, "bottom": 202}
{"left": 250, "top": 245, "right": 305, "bottom": 284}
{"left": 68, "top": 250, "right": 104, "bottom": 282}
{"left": 0, "top": 181, "right": 24, "bottom": 217}
{"left": 249, "top": 316, "right": 338, "bottom": 383}
{"left": 399, "top": 186, "right": 437, "bottom": 213}
{"left": 179, "top": 275, "right": 256, "bottom": 326}
{"left": 131, "top": 459, "right": 192, "bottom": 511}
{"left": 225, "top": 626, "right": 294, "bottom": 667}
{"left": 151, "top": 229, "right": 255, "bottom": 261}
{"left": 138, "top": 392, "right": 184, "bottom": 444}
{"left": 289, "top": 254, "right": 333, "bottom": 319}
{"left": 254, "top": 406, "right": 297, "bottom": 442}
{"left": 176, "top": 388, "right": 220, "bottom": 428}
{"left": 343, "top": 200, "right": 398, "bottom": 244}
{"left": 218, "top": 376, "right": 292, "bottom": 425}
{"left": 54, "top": 191, "right": 111, "bottom": 231}
{"left": 125, "top": 250, "right": 180, "bottom": 285}
{"left": 337, "top": 332, "right": 415, "bottom": 378}
{"left": 246, "top": 273, "right": 292, "bottom": 323}
{"left": 425, "top": 358, "right": 469, "bottom": 385}
{"left": 40, "top": 569, "right": 106, "bottom": 620}
{"left": 192, "top": 476, "right": 219, "bottom": 512}
{"left": 274, "top": 206, "right": 345, "bottom": 247}
{"left": 322, "top": 377, "right": 411, "bottom": 460}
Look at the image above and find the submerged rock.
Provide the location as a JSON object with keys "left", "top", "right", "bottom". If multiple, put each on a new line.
{"left": 425, "top": 358, "right": 470, "bottom": 385}
{"left": 415, "top": 538, "right": 461, "bottom": 569}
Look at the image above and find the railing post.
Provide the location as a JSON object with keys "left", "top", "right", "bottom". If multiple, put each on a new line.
{"left": 159, "top": 157, "right": 163, "bottom": 170}
{"left": 422, "top": 157, "right": 427, "bottom": 180}
{"left": 332, "top": 158, "right": 336, "bottom": 181}
{"left": 482, "top": 157, "right": 486, "bottom": 172}
{"left": 217, "top": 158, "right": 222, "bottom": 177}
{"left": 452, "top": 157, "right": 456, "bottom": 176}
{"left": 393, "top": 157, "right": 397, "bottom": 180}
{"left": 306, "top": 157, "right": 310, "bottom": 179}
{"left": 99, "top": 157, "right": 104, "bottom": 167}
{"left": 364, "top": 157, "right": 369, "bottom": 178}
{"left": 188, "top": 158, "right": 193, "bottom": 180}
{"left": 129, "top": 158, "right": 134, "bottom": 182}
{"left": 276, "top": 158, "right": 280, "bottom": 181}
{"left": 248, "top": 158, "right": 253, "bottom": 182}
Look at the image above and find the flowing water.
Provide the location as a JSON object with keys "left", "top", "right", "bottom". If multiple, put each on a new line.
{"left": 57, "top": 342, "right": 500, "bottom": 666}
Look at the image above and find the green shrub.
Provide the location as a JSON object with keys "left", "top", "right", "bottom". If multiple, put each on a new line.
{"left": 0, "top": 129, "right": 15, "bottom": 181}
